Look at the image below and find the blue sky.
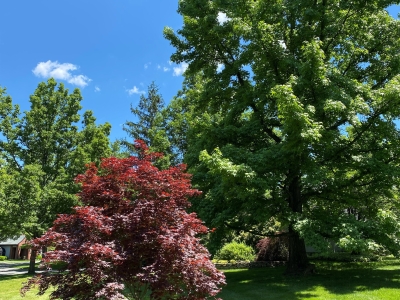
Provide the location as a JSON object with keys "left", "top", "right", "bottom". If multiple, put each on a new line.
{"left": 0, "top": 2, "right": 399, "bottom": 142}
{"left": 0, "top": 1, "right": 185, "bottom": 141}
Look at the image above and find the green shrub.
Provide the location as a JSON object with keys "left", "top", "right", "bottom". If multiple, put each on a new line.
{"left": 36, "top": 254, "right": 42, "bottom": 260}
{"left": 0, "top": 256, "right": 7, "bottom": 261}
{"left": 50, "top": 261, "right": 68, "bottom": 271}
{"left": 214, "top": 242, "right": 255, "bottom": 262}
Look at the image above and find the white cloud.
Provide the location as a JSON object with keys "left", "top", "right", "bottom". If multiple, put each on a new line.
{"left": 157, "top": 64, "right": 161, "bottom": 69}
{"left": 163, "top": 67, "right": 170, "bottom": 72}
{"left": 168, "top": 60, "right": 173, "bottom": 65}
{"left": 144, "top": 62, "right": 151, "bottom": 69}
{"left": 32, "top": 60, "right": 91, "bottom": 87}
{"left": 68, "top": 75, "right": 91, "bottom": 87}
{"left": 127, "top": 86, "right": 145, "bottom": 95}
{"left": 173, "top": 62, "right": 188, "bottom": 76}
{"left": 217, "top": 12, "right": 230, "bottom": 25}
{"left": 94, "top": 86, "right": 101, "bottom": 92}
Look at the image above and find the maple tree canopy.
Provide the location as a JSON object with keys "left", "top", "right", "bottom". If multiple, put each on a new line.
{"left": 22, "top": 140, "right": 225, "bottom": 300}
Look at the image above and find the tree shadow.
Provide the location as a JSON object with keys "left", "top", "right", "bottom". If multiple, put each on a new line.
{"left": 0, "top": 274, "right": 31, "bottom": 281}
{"left": 0, "top": 262, "right": 30, "bottom": 267}
{"left": 220, "top": 261, "right": 400, "bottom": 299}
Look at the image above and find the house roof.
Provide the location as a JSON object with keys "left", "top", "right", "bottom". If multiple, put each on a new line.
{"left": 0, "top": 235, "right": 26, "bottom": 246}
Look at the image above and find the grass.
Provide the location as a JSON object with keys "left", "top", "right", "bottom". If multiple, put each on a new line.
{"left": 0, "top": 260, "right": 39, "bottom": 270}
{"left": 1, "top": 259, "right": 399, "bottom": 299}
{"left": 0, "top": 260, "right": 48, "bottom": 300}
{"left": 0, "top": 274, "right": 49, "bottom": 300}
{"left": 219, "top": 258, "right": 400, "bottom": 299}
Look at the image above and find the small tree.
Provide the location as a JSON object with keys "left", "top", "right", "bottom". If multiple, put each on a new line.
{"left": 256, "top": 235, "right": 289, "bottom": 262}
{"left": 22, "top": 140, "right": 225, "bottom": 300}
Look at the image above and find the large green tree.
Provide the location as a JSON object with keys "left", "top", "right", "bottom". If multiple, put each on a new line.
{"left": 0, "top": 79, "right": 111, "bottom": 273}
{"left": 165, "top": 1, "right": 400, "bottom": 274}
{"left": 161, "top": 77, "right": 204, "bottom": 165}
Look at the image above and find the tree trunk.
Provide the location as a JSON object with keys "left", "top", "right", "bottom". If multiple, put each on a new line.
{"left": 28, "top": 249, "right": 37, "bottom": 275}
{"left": 285, "top": 225, "right": 309, "bottom": 275}
{"left": 285, "top": 173, "right": 310, "bottom": 275}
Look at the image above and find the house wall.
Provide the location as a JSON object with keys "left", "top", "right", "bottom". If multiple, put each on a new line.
{"left": 10, "top": 246, "right": 17, "bottom": 259}
{"left": 0, "top": 245, "right": 31, "bottom": 259}
{"left": 0, "top": 237, "right": 31, "bottom": 260}
{"left": 17, "top": 239, "right": 31, "bottom": 260}
{"left": 2, "top": 246, "right": 11, "bottom": 258}
{"left": 20, "top": 248, "right": 30, "bottom": 260}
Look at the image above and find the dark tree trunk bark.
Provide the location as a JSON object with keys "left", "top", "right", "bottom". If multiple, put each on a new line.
{"left": 285, "top": 225, "right": 309, "bottom": 275}
{"left": 285, "top": 173, "right": 310, "bottom": 275}
{"left": 28, "top": 249, "right": 37, "bottom": 275}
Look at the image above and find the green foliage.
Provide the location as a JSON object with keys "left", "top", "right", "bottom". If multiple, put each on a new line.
{"left": 161, "top": 76, "right": 208, "bottom": 165}
{"left": 109, "top": 140, "right": 130, "bottom": 158}
{"left": 215, "top": 242, "right": 255, "bottom": 262}
{"left": 0, "top": 79, "right": 111, "bottom": 242}
{"left": 0, "top": 164, "right": 43, "bottom": 239}
{"left": 295, "top": 209, "right": 400, "bottom": 256}
{"left": 68, "top": 110, "right": 112, "bottom": 177}
{"left": 0, "top": 256, "right": 7, "bottom": 261}
{"left": 165, "top": 0, "right": 400, "bottom": 272}
{"left": 309, "top": 252, "right": 383, "bottom": 263}
{"left": 50, "top": 260, "right": 68, "bottom": 271}
{"left": 122, "top": 82, "right": 172, "bottom": 168}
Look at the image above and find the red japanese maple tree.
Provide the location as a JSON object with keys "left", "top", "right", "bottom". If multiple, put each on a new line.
{"left": 22, "top": 140, "right": 225, "bottom": 300}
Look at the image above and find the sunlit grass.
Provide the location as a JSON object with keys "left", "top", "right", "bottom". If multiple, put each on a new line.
{"left": 1, "top": 259, "right": 399, "bottom": 299}
{"left": 0, "top": 260, "right": 39, "bottom": 270}
{"left": 219, "top": 259, "right": 400, "bottom": 299}
{"left": 0, "top": 260, "right": 48, "bottom": 300}
{"left": 0, "top": 274, "right": 49, "bottom": 300}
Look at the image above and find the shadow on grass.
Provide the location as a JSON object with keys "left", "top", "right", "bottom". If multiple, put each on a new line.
{"left": 0, "top": 261, "right": 31, "bottom": 267}
{"left": 0, "top": 262, "right": 41, "bottom": 276}
{"left": 220, "top": 260, "right": 400, "bottom": 300}
{"left": 0, "top": 274, "right": 31, "bottom": 281}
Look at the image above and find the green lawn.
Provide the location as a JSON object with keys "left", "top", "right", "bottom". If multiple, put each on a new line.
{"left": 1, "top": 259, "right": 399, "bottom": 299}
{"left": 0, "top": 260, "right": 38, "bottom": 270}
{"left": 0, "top": 260, "right": 48, "bottom": 300}
{"left": 219, "top": 259, "right": 400, "bottom": 299}
{"left": 0, "top": 274, "right": 48, "bottom": 300}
